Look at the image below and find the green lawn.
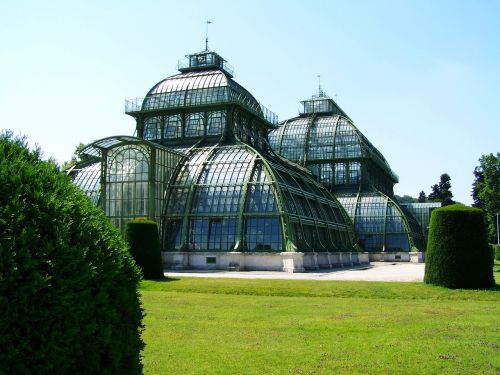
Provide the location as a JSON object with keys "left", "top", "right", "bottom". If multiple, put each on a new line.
{"left": 139, "top": 265, "right": 500, "bottom": 374}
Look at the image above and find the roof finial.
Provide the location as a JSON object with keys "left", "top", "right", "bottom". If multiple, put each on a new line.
{"left": 205, "top": 20, "right": 212, "bottom": 51}
{"left": 316, "top": 74, "right": 326, "bottom": 97}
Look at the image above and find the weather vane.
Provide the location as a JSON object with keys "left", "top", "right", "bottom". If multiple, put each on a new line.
{"left": 205, "top": 20, "right": 212, "bottom": 51}
{"left": 317, "top": 74, "right": 325, "bottom": 97}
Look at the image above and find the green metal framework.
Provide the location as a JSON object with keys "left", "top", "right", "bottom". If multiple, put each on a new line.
{"left": 162, "top": 141, "right": 354, "bottom": 253}
{"left": 269, "top": 91, "right": 425, "bottom": 251}
{"left": 337, "top": 190, "right": 425, "bottom": 251}
{"left": 70, "top": 136, "right": 184, "bottom": 232}
{"left": 72, "top": 50, "right": 357, "bottom": 253}
{"left": 401, "top": 202, "right": 442, "bottom": 240}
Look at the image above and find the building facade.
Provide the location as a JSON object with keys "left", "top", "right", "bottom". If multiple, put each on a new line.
{"left": 70, "top": 49, "right": 427, "bottom": 270}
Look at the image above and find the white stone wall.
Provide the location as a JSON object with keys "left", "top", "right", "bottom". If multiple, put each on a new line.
{"left": 162, "top": 251, "right": 372, "bottom": 273}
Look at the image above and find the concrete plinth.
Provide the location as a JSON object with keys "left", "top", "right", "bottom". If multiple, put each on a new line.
{"left": 162, "top": 251, "right": 373, "bottom": 272}
{"left": 281, "top": 252, "right": 305, "bottom": 273}
{"left": 368, "top": 251, "right": 425, "bottom": 263}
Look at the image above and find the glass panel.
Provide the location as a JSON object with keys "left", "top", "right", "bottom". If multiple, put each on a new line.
{"left": 71, "top": 162, "right": 101, "bottom": 205}
{"left": 143, "top": 116, "right": 162, "bottom": 140}
{"left": 207, "top": 110, "right": 226, "bottom": 135}
{"left": 246, "top": 184, "right": 277, "bottom": 212}
{"left": 164, "top": 115, "right": 182, "bottom": 139}
{"left": 244, "top": 218, "right": 282, "bottom": 252}
{"left": 185, "top": 112, "right": 205, "bottom": 137}
{"left": 192, "top": 186, "right": 242, "bottom": 213}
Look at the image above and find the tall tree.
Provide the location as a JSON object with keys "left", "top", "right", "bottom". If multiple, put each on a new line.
{"left": 395, "top": 194, "right": 418, "bottom": 203}
{"left": 418, "top": 191, "right": 427, "bottom": 203}
{"left": 61, "top": 142, "right": 96, "bottom": 171}
{"left": 472, "top": 153, "right": 500, "bottom": 243}
{"left": 428, "top": 173, "right": 454, "bottom": 205}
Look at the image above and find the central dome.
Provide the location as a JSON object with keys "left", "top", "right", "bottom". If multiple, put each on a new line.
{"left": 142, "top": 69, "right": 262, "bottom": 113}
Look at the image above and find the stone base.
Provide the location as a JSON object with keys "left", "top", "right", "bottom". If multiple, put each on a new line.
{"left": 162, "top": 251, "right": 371, "bottom": 273}
{"left": 368, "top": 251, "right": 425, "bottom": 263}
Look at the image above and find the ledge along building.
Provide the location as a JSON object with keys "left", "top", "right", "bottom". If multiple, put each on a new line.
{"left": 70, "top": 49, "right": 368, "bottom": 272}
{"left": 268, "top": 89, "right": 426, "bottom": 259}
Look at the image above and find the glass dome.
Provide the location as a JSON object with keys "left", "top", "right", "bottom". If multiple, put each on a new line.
{"left": 162, "top": 142, "right": 355, "bottom": 253}
{"left": 269, "top": 109, "right": 398, "bottom": 195}
{"left": 142, "top": 69, "right": 261, "bottom": 113}
{"left": 269, "top": 91, "right": 424, "bottom": 251}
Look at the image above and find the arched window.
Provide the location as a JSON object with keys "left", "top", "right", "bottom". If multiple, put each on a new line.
{"left": 106, "top": 145, "right": 149, "bottom": 231}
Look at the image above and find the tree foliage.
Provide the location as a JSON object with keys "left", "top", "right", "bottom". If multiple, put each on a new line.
{"left": 0, "top": 131, "right": 144, "bottom": 374}
{"left": 428, "top": 173, "right": 454, "bottom": 205}
{"left": 61, "top": 142, "right": 97, "bottom": 171}
{"left": 417, "top": 191, "right": 427, "bottom": 203}
{"left": 424, "top": 204, "right": 494, "bottom": 289}
{"left": 472, "top": 152, "right": 500, "bottom": 243}
{"left": 395, "top": 194, "right": 418, "bottom": 203}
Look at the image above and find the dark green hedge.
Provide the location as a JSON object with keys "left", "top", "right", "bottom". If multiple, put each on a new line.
{"left": 125, "top": 218, "right": 164, "bottom": 280}
{"left": 424, "top": 204, "right": 494, "bottom": 288}
{"left": 0, "top": 133, "right": 143, "bottom": 374}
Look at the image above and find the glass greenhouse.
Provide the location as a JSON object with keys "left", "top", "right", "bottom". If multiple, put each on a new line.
{"left": 268, "top": 90, "right": 425, "bottom": 252}
{"left": 71, "top": 50, "right": 357, "bottom": 258}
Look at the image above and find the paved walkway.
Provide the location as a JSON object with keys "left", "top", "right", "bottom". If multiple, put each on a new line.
{"left": 164, "top": 262, "right": 425, "bottom": 282}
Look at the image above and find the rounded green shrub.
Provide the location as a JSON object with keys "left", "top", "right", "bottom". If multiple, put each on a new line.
{"left": 0, "top": 133, "right": 143, "bottom": 374}
{"left": 424, "top": 204, "right": 494, "bottom": 288}
{"left": 125, "top": 218, "right": 164, "bottom": 280}
{"left": 495, "top": 244, "right": 500, "bottom": 261}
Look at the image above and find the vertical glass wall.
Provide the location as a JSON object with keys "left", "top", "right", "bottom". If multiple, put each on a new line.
{"left": 106, "top": 145, "right": 150, "bottom": 231}
{"left": 142, "top": 109, "right": 227, "bottom": 143}
{"left": 72, "top": 138, "right": 183, "bottom": 233}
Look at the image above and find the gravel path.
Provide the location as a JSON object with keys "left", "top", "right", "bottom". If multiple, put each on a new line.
{"left": 164, "top": 261, "right": 425, "bottom": 282}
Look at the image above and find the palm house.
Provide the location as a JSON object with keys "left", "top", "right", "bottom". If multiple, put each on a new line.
{"left": 268, "top": 90, "right": 425, "bottom": 254}
{"left": 70, "top": 49, "right": 370, "bottom": 272}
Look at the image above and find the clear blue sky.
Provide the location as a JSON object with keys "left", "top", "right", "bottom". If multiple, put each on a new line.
{"left": 1, "top": 0, "right": 499, "bottom": 204}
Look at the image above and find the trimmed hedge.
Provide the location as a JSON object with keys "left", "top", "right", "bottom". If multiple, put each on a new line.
{"left": 0, "top": 133, "right": 143, "bottom": 374}
{"left": 424, "top": 204, "right": 494, "bottom": 288}
{"left": 495, "top": 244, "right": 500, "bottom": 261}
{"left": 125, "top": 218, "right": 164, "bottom": 280}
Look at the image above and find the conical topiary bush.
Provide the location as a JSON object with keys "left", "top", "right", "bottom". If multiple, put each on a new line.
{"left": 125, "top": 218, "right": 164, "bottom": 279}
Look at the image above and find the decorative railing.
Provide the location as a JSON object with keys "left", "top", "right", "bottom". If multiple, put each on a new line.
{"left": 125, "top": 98, "right": 142, "bottom": 113}
{"left": 125, "top": 89, "right": 278, "bottom": 125}
{"left": 177, "top": 57, "right": 234, "bottom": 77}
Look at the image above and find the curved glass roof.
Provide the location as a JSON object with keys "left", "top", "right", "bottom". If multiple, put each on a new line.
{"left": 162, "top": 142, "right": 355, "bottom": 253}
{"left": 125, "top": 51, "right": 278, "bottom": 125}
{"left": 337, "top": 190, "right": 424, "bottom": 252}
{"left": 269, "top": 114, "right": 399, "bottom": 184}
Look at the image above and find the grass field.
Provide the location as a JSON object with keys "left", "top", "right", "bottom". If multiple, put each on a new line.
{"left": 139, "top": 263, "right": 500, "bottom": 374}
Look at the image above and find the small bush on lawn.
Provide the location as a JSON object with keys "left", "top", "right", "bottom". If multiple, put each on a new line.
{"left": 0, "top": 132, "right": 143, "bottom": 374}
{"left": 494, "top": 244, "right": 500, "bottom": 261}
{"left": 125, "top": 218, "right": 164, "bottom": 280}
{"left": 425, "top": 204, "right": 494, "bottom": 288}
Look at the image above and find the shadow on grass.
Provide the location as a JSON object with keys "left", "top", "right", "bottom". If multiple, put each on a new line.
{"left": 156, "top": 277, "right": 180, "bottom": 283}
